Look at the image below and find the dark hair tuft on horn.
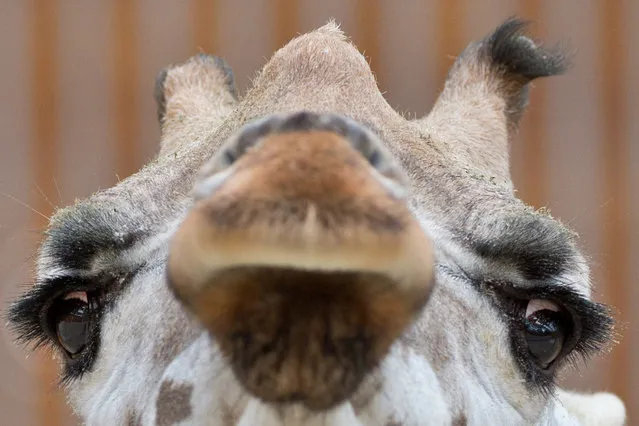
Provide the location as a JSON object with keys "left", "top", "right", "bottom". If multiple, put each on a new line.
{"left": 483, "top": 17, "right": 569, "bottom": 80}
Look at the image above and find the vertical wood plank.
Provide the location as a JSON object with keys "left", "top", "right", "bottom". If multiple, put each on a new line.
{"left": 113, "top": 0, "right": 140, "bottom": 178}
{"left": 518, "top": 0, "right": 547, "bottom": 207}
{"left": 298, "top": 0, "right": 357, "bottom": 35}
{"left": 542, "top": 0, "right": 609, "bottom": 393}
{"left": 355, "top": 0, "right": 382, "bottom": 87}
{"left": 436, "top": 0, "right": 463, "bottom": 84}
{"left": 193, "top": 0, "right": 218, "bottom": 53}
{"left": 377, "top": 0, "right": 438, "bottom": 117}
{"left": 0, "top": 1, "right": 35, "bottom": 420}
{"left": 624, "top": 0, "right": 639, "bottom": 414}
{"left": 136, "top": 0, "right": 192, "bottom": 161}
{"left": 599, "top": 0, "right": 630, "bottom": 416}
{"left": 274, "top": 0, "right": 299, "bottom": 49}
{"left": 58, "top": 0, "right": 116, "bottom": 203}
{"left": 216, "top": 1, "right": 274, "bottom": 92}
{"left": 30, "top": 0, "right": 64, "bottom": 425}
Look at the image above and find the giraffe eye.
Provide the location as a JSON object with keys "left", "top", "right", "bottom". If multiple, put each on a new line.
{"left": 49, "top": 292, "right": 98, "bottom": 357}
{"left": 524, "top": 299, "right": 570, "bottom": 368}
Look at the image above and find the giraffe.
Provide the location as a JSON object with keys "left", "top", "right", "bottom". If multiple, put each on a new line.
{"left": 8, "top": 19, "right": 625, "bottom": 425}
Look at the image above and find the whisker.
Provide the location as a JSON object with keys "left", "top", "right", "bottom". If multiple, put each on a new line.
{"left": 600, "top": 197, "right": 613, "bottom": 209}
{"left": 560, "top": 196, "right": 615, "bottom": 229}
{"left": 53, "top": 176, "right": 63, "bottom": 205}
{"left": 33, "top": 184, "right": 57, "bottom": 210}
{"left": 26, "top": 228, "right": 47, "bottom": 235}
{"left": 0, "top": 191, "right": 50, "bottom": 221}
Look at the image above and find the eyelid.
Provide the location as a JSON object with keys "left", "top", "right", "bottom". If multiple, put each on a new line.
{"left": 437, "top": 266, "right": 613, "bottom": 351}
{"left": 8, "top": 275, "right": 103, "bottom": 343}
{"left": 499, "top": 283, "right": 614, "bottom": 359}
{"left": 64, "top": 291, "right": 88, "bottom": 303}
{"left": 525, "top": 299, "right": 560, "bottom": 317}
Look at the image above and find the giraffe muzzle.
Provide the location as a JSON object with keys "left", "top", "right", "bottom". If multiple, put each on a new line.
{"left": 167, "top": 112, "right": 435, "bottom": 410}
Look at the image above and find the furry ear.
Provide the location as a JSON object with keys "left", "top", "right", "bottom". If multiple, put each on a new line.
{"left": 421, "top": 18, "right": 568, "bottom": 182}
{"left": 154, "top": 54, "right": 238, "bottom": 155}
{"left": 556, "top": 389, "right": 625, "bottom": 426}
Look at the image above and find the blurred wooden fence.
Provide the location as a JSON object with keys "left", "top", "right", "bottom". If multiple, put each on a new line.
{"left": 0, "top": 1, "right": 635, "bottom": 424}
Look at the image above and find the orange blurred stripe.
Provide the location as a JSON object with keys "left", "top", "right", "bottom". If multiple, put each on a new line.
{"left": 30, "top": 0, "right": 65, "bottom": 424}
{"left": 355, "top": 0, "right": 382, "bottom": 88}
{"left": 436, "top": 0, "right": 463, "bottom": 84}
{"left": 274, "top": 0, "right": 299, "bottom": 50}
{"left": 518, "top": 0, "right": 547, "bottom": 208}
{"left": 193, "top": 0, "right": 218, "bottom": 53}
{"left": 113, "top": 0, "right": 140, "bottom": 178}
{"left": 599, "top": 0, "right": 631, "bottom": 417}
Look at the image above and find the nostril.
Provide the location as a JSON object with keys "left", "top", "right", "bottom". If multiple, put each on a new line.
{"left": 220, "top": 127, "right": 265, "bottom": 167}
{"left": 367, "top": 149, "right": 382, "bottom": 169}
{"left": 222, "top": 149, "right": 236, "bottom": 166}
{"left": 217, "top": 116, "right": 282, "bottom": 168}
{"left": 280, "top": 111, "right": 318, "bottom": 132}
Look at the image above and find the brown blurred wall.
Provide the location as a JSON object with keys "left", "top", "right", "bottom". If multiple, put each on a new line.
{"left": 0, "top": 1, "right": 635, "bottom": 424}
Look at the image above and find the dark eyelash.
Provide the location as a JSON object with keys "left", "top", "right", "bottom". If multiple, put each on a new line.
{"left": 8, "top": 277, "right": 112, "bottom": 385}
{"left": 7, "top": 277, "right": 96, "bottom": 330}
{"left": 491, "top": 282, "right": 615, "bottom": 356}
{"left": 484, "top": 281, "right": 614, "bottom": 394}
{"left": 437, "top": 265, "right": 615, "bottom": 392}
{"left": 7, "top": 265, "right": 139, "bottom": 344}
{"left": 8, "top": 279, "right": 106, "bottom": 385}
{"left": 7, "top": 266, "right": 142, "bottom": 384}
{"left": 7, "top": 276, "right": 98, "bottom": 347}
{"left": 8, "top": 279, "right": 76, "bottom": 351}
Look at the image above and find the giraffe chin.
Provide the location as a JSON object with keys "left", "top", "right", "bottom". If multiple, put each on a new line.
{"left": 171, "top": 266, "right": 428, "bottom": 411}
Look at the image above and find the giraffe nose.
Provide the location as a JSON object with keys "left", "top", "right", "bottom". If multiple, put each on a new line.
{"left": 167, "top": 112, "right": 435, "bottom": 410}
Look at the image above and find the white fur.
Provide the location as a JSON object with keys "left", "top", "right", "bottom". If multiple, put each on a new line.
{"left": 237, "top": 401, "right": 361, "bottom": 426}
{"left": 557, "top": 390, "right": 626, "bottom": 426}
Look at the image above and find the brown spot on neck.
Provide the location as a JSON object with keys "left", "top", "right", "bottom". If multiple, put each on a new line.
{"left": 350, "top": 370, "right": 383, "bottom": 415}
{"left": 126, "top": 411, "right": 142, "bottom": 426}
{"left": 155, "top": 380, "right": 194, "bottom": 426}
{"left": 220, "top": 401, "right": 241, "bottom": 426}
{"left": 453, "top": 414, "right": 467, "bottom": 426}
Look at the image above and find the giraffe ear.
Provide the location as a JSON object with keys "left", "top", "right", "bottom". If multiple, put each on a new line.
{"left": 556, "top": 389, "right": 625, "bottom": 426}
{"left": 421, "top": 18, "right": 568, "bottom": 182}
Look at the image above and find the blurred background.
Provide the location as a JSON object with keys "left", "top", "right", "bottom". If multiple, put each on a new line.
{"left": 0, "top": 0, "right": 635, "bottom": 424}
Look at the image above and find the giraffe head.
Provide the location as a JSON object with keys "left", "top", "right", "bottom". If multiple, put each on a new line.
{"left": 8, "top": 19, "right": 625, "bottom": 425}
